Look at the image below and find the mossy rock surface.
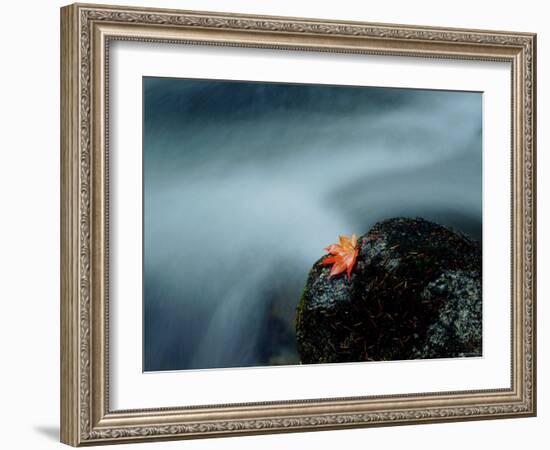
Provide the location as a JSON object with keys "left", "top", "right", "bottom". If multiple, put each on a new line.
{"left": 296, "top": 217, "right": 482, "bottom": 364}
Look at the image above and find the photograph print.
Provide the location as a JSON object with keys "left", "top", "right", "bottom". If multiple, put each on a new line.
{"left": 142, "top": 77, "right": 482, "bottom": 372}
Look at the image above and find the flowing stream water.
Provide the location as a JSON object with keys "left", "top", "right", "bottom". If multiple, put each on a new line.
{"left": 143, "top": 79, "right": 482, "bottom": 371}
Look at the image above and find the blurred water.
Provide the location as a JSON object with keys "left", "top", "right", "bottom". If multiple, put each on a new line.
{"left": 143, "top": 78, "right": 482, "bottom": 371}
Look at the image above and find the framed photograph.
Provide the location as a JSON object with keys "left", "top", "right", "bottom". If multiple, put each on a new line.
{"left": 60, "top": 3, "right": 537, "bottom": 446}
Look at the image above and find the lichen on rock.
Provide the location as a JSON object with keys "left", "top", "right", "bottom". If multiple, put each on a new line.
{"left": 295, "top": 217, "right": 482, "bottom": 364}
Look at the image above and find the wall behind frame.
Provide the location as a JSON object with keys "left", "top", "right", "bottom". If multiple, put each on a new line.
{"left": 0, "top": 0, "right": 546, "bottom": 449}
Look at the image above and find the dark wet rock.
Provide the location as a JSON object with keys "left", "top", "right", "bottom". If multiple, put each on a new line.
{"left": 296, "top": 217, "right": 482, "bottom": 364}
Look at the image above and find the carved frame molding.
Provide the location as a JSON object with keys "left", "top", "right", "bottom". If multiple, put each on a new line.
{"left": 61, "top": 3, "right": 536, "bottom": 446}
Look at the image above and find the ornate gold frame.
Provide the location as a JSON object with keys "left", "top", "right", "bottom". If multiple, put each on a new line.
{"left": 60, "top": 3, "right": 537, "bottom": 446}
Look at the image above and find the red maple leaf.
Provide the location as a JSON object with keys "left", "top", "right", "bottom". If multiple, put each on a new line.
{"left": 322, "top": 234, "right": 359, "bottom": 281}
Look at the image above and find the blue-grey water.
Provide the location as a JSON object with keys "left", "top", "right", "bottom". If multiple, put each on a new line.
{"left": 143, "top": 78, "right": 482, "bottom": 371}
